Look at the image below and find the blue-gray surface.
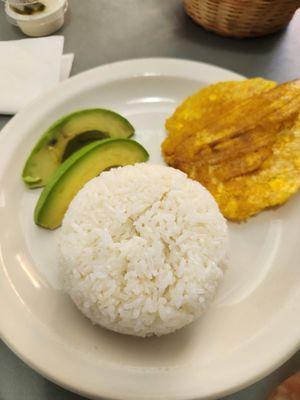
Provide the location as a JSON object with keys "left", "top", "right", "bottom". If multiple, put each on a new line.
{"left": 0, "top": 1, "right": 299, "bottom": 399}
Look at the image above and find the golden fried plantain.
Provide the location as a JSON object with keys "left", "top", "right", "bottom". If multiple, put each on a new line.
{"left": 163, "top": 78, "right": 276, "bottom": 160}
{"left": 162, "top": 79, "right": 300, "bottom": 221}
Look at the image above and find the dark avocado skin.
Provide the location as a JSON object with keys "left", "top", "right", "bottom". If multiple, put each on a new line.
{"left": 22, "top": 109, "right": 135, "bottom": 189}
{"left": 34, "top": 138, "right": 149, "bottom": 230}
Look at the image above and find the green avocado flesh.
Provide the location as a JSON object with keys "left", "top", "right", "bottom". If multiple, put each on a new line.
{"left": 34, "top": 138, "right": 149, "bottom": 230}
{"left": 22, "top": 109, "right": 135, "bottom": 188}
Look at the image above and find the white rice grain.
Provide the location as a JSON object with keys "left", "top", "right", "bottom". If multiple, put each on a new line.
{"left": 58, "top": 164, "right": 228, "bottom": 337}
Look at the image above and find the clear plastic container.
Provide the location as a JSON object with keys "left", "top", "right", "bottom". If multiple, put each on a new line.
{"left": 5, "top": 0, "right": 68, "bottom": 37}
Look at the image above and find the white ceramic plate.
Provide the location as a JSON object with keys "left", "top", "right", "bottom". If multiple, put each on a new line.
{"left": 0, "top": 58, "right": 299, "bottom": 400}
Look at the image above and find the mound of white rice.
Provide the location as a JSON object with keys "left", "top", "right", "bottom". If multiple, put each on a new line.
{"left": 58, "top": 164, "right": 228, "bottom": 337}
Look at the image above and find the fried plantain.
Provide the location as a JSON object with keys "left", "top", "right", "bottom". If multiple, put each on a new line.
{"left": 163, "top": 78, "right": 276, "bottom": 160}
{"left": 162, "top": 79, "right": 300, "bottom": 221}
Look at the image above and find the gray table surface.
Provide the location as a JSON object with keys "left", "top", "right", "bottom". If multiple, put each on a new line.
{"left": 0, "top": 1, "right": 299, "bottom": 399}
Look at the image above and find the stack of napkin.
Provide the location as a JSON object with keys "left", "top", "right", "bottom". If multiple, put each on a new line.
{"left": 0, "top": 36, "right": 74, "bottom": 114}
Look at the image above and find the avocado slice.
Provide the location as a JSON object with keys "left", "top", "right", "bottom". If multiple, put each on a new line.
{"left": 23, "top": 109, "right": 135, "bottom": 188}
{"left": 34, "top": 138, "right": 149, "bottom": 230}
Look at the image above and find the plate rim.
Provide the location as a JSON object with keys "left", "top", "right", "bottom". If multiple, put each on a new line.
{"left": 0, "top": 57, "right": 299, "bottom": 400}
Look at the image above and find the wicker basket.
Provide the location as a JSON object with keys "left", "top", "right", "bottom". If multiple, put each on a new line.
{"left": 183, "top": 0, "right": 300, "bottom": 38}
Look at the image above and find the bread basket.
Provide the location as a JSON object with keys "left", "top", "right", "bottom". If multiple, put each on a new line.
{"left": 183, "top": 0, "right": 300, "bottom": 38}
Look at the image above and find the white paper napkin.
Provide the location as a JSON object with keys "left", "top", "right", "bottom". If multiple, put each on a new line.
{"left": 0, "top": 36, "right": 74, "bottom": 115}
{"left": 60, "top": 53, "right": 74, "bottom": 81}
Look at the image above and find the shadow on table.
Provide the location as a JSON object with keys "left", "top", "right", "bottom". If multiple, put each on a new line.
{"left": 43, "top": 383, "right": 85, "bottom": 400}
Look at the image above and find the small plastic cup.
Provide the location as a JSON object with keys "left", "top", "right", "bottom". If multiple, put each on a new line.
{"left": 5, "top": 0, "right": 68, "bottom": 37}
